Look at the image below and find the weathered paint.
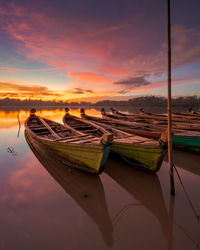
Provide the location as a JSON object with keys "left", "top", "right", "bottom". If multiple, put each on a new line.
{"left": 25, "top": 131, "right": 111, "bottom": 174}
{"left": 99, "top": 144, "right": 112, "bottom": 174}
{"left": 173, "top": 135, "right": 200, "bottom": 153}
{"left": 111, "top": 142, "right": 165, "bottom": 172}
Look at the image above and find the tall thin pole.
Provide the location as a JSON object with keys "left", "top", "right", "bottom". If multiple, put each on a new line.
{"left": 167, "top": 0, "right": 175, "bottom": 195}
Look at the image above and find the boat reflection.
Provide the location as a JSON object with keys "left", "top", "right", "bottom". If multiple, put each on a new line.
{"left": 25, "top": 134, "right": 113, "bottom": 247}
{"left": 173, "top": 149, "right": 200, "bottom": 176}
{"left": 105, "top": 156, "right": 171, "bottom": 241}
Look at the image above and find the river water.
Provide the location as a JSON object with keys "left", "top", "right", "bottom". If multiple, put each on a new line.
{"left": 0, "top": 108, "right": 199, "bottom": 250}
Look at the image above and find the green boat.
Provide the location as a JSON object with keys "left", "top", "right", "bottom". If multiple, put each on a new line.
{"left": 172, "top": 130, "right": 200, "bottom": 153}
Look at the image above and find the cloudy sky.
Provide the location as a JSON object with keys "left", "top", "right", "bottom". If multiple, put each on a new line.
{"left": 0, "top": 0, "right": 200, "bottom": 102}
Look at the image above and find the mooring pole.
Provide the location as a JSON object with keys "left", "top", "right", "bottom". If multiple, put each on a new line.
{"left": 167, "top": 0, "right": 175, "bottom": 195}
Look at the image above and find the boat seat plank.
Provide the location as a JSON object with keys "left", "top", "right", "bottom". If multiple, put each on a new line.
{"left": 37, "top": 131, "right": 51, "bottom": 135}
{"left": 55, "top": 134, "right": 93, "bottom": 142}
{"left": 30, "top": 125, "right": 57, "bottom": 130}
{"left": 38, "top": 117, "right": 61, "bottom": 139}
{"left": 79, "top": 129, "right": 99, "bottom": 133}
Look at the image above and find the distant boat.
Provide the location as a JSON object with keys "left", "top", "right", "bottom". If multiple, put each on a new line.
{"left": 63, "top": 111, "right": 167, "bottom": 173}
{"left": 111, "top": 108, "right": 200, "bottom": 124}
{"left": 106, "top": 110, "right": 200, "bottom": 131}
{"left": 25, "top": 109, "right": 113, "bottom": 174}
{"left": 139, "top": 110, "right": 200, "bottom": 124}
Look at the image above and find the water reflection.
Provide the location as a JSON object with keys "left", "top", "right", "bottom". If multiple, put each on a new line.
{"left": 25, "top": 133, "right": 114, "bottom": 247}
{"left": 105, "top": 156, "right": 170, "bottom": 241}
{"left": 0, "top": 108, "right": 102, "bottom": 129}
{"left": 0, "top": 108, "right": 200, "bottom": 250}
{"left": 173, "top": 150, "right": 200, "bottom": 176}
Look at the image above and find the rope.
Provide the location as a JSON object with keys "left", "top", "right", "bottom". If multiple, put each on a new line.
{"left": 112, "top": 203, "right": 142, "bottom": 227}
{"left": 174, "top": 222, "right": 200, "bottom": 249}
{"left": 172, "top": 162, "right": 200, "bottom": 224}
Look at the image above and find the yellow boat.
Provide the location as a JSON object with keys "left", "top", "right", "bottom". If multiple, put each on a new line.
{"left": 25, "top": 109, "right": 113, "bottom": 174}
{"left": 63, "top": 110, "right": 167, "bottom": 172}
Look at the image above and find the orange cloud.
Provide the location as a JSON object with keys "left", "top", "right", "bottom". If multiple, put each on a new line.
{"left": 69, "top": 72, "right": 114, "bottom": 83}
{"left": 1, "top": 3, "right": 200, "bottom": 101}
{"left": 0, "top": 81, "right": 62, "bottom": 100}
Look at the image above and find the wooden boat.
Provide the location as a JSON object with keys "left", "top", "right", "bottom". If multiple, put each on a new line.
{"left": 104, "top": 111, "right": 200, "bottom": 131}
{"left": 140, "top": 110, "right": 200, "bottom": 123}
{"left": 111, "top": 108, "right": 200, "bottom": 124}
{"left": 104, "top": 112, "right": 167, "bottom": 125}
{"left": 24, "top": 109, "right": 113, "bottom": 174}
{"left": 25, "top": 136, "right": 114, "bottom": 246}
{"left": 64, "top": 111, "right": 167, "bottom": 172}
{"left": 81, "top": 110, "right": 200, "bottom": 154}
{"left": 172, "top": 111, "right": 200, "bottom": 119}
{"left": 171, "top": 130, "right": 200, "bottom": 153}
{"left": 81, "top": 109, "right": 165, "bottom": 140}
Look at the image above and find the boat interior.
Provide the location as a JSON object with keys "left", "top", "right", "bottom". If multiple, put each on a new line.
{"left": 27, "top": 116, "right": 76, "bottom": 139}
{"left": 64, "top": 115, "right": 105, "bottom": 137}
{"left": 27, "top": 115, "right": 101, "bottom": 144}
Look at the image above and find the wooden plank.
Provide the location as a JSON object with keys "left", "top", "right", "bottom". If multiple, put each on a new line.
{"left": 38, "top": 117, "right": 61, "bottom": 139}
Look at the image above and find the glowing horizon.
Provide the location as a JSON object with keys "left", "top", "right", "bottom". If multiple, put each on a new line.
{"left": 0, "top": 1, "right": 200, "bottom": 101}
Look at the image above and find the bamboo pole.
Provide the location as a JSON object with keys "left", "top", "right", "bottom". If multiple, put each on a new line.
{"left": 167, "top": 0, "right": 175, "bottom": 195}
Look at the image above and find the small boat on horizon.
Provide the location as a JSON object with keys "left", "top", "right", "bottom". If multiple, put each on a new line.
{"left": 24, "top": 109, "right": 113, "bottom": 174}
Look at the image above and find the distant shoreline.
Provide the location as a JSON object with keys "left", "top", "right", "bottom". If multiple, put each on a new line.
{"left": 0, "top": 95, "right": 200, "bottom": 112}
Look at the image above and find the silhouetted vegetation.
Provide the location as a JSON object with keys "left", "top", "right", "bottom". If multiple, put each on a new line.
{"left": 0, "top": 96, "right": 200, "bottom": 108}
{"left": 94, "top": 96, "right": 200, "bottom": 108}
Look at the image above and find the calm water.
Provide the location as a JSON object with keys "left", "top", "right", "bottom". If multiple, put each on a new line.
{"left": 0, "top": 108, "right": 200, "bottom": 250}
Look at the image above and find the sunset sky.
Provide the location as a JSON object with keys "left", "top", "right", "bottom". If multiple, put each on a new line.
{"left": 0, "top": 0, "right": 200, "bottom": 102}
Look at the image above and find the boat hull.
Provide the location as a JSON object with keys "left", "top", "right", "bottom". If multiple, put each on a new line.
{"left": 111, "top": 142, "right": 166, "bottom": 172}
{"left": 25, "top": 130, "right": 111, "bottom": 174}
{"left": 172, "top": 135, "right": 200, "bottom": 153}
{"left": 81, "top": 114, "right": 166, "bottom": 172}
{"left": 101, "top": 113, "right": 200, "bottom": 154}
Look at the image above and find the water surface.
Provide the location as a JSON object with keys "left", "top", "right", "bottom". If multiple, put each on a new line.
{"left": 0, "top": 108, "right": 199, "bottom": 250}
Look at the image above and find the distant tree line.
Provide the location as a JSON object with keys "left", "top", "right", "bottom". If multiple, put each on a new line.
{"left": 94, "top": 96, "right": 200, "bottom": 108}
{"left": 0, "top": 98, "right": 91, "bottom": 107}
{"left": 0, "top": 96, "right": 200, "bottom": 108}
